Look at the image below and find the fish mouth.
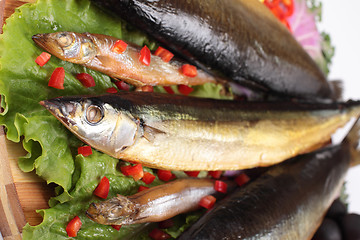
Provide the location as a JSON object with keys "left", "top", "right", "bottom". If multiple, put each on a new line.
{"left": 39, "top": 99, "right": 77, "bottom": 127}
{"left": 32, "top": 34, "right": 51, "bottom": 52}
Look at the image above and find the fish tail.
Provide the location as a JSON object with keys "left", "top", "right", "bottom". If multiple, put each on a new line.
{"left": 343, "top": 117, "right": 360, "bottom": 167}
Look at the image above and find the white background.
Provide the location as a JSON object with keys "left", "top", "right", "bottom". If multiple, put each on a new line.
{"left": 318, "top": 0, "right": 360, "bottom": 213}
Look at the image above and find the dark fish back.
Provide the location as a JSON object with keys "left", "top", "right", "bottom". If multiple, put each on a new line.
{"left": 91, "top": 0, "right": 332, "bottom": 99}
{"left": 177, "top": 143, "right": 350, "bottom": 239}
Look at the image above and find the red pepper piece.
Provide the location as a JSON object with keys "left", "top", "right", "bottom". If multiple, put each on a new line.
{"left": 154, "top": 46, "right": 174, "bottom": 62}
{"left": 139, "top": 85, "right": 154, "bottom": 92}
{"left": 138, "top": 185, "right": 150, "bottom": 192}
{"left": 149, "top": 228, "right": 171, "bottom": 240}
{"left": 280, "top": 0, "right": 294, "bottom": 17}
{"left": 120, "top": 165, "right": 132, "bottom": 176}
{"left": 142, "top": 172, "right": 156, "bottom": 184}
{"left": 106, "top": 87, "right": 118, "bottom": 93}
{"left": 214, "top": 180, "right": 228, "bottom": 193}
{"left": 184, "top": 171, "right": 200, "bottom": 177}
{"left": 35, "top": 52, "right": 51, "bottom": 67}
{"left": 111, "top": 225, "right": 122, "bottom": 231}
{"left": 66, "top": 216, "right": 82, "bottom": 237}
{"left": 181, "top": 64, "right": 197, "bottom": 77}
{"left": 199, "top": 195, "right": 216, "bottom": 209}
{"left": 263, "top": 0, "right": 280, "bottom": 8}
{"left": 208, "top": 171, "right": 223, "bottom": 179}
{"left": 115, "top": 80, "right": 130, "bottom": 91}
{"left": 93, "top": 176, "right": 110, "bottom": 199}
{"left": 235, "top": 173, "right": 250, "bottom": 186}
{"left": 77, "top": 146, "right": 92, "bottom": 157}
{"left": 139, "top": 45, "right": 151, "bottom": 66}
{"left": 158, "top": 219, "right": 174, "bottom": 229}
{"left": 163, "top": 86, "right": 175, "bottom": 94}
{"left": 178, "top": 85, "right": 194, "bottom": 95}
{"left": 48, "top": 67, "right": 65, "bottom": 89}
{"left": 76, "top": 73, "right": 95, "bottom": 88}
{"left": 157, "top": 170, "right": 174, "bottom": 182}
{"left": 112, "top": 40, "right": 128, "bottom": 54}
{"left": 127, "top": 164, "right": 144, "bottom": 181}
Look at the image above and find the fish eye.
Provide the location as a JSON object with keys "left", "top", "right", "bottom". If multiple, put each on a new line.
{"left": 57, "top": 32, "right": 74, "bottom": 48}
{"left": 86, "top": 105, "right": 103, "bottom": 124}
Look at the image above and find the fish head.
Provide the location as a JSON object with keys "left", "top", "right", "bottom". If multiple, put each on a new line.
{"left": 32, "top": 32, "right": 98, "bottom": 64}
{"left": 40, "top": 96, "right": 140, "bottom": 158}
{"left": 86, "top": 195, "right": 136, "bottom": 225}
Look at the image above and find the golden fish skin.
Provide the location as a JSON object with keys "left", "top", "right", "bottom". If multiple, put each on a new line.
{"left": 40, "top": 92, "right": 360, "bottom": 171}
{"left": 32, "top": 32, "right": 218, "bottom": 87}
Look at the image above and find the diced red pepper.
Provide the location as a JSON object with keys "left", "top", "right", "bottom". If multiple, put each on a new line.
{"left": 138, "top": 185, "right": 150, "bottom": 192}
{"left": 158, "top": 219, "right": 174, "bottom": 229}
{"left": 235, "top": 173, "right": 250, "bottom": 187}
{"left": 149, "top": 228, "right": 171, "bottom": 240}
{"left": 154, "top": 46, "right": 174, "bottom": 62}
{"left": 106, "top": 87, "right": 118, "bottom": 93}
{"left": 214, "top": 180, "right": 228, "bottom": 193}
{"left": 180, "top": 64, "right": 197, "bottom": 77}
{"left": 208, "top": 171, "right": 223, "bottom": 179}
{"left": 76, "top": 73, "right": 95, "bottom": 88}
{"left": 115, "top": 80, "right": 130, "bottom": 91}
{"left": 142, "top": 172, "right": 156, "bottom": 184}
{"left": 163, "top": 86, "right": 175, "bottom": 94}
{"left": 178, "top": 85, "right": 194, "bottom": 95}
{"left": 157, "top": 170, "right": 174, "bottom": 182}
{"left": 112, "top": 40, "right": 128, "bottom": 54}
{"left": 199, "top": 195, "right": 216, "bottom": 209}
{"left": 120, "top": 165, "right": 132, "bottom": 176}
{"left": 48, "top": 67, "right": 65, "bottom": 89}
{"left": 35, "top": 52, "right": 51, "bottom": 67}
{"left": 93, "top": 176, "right": 110, "bottom": 199}
{"left": 184, "top": 171, "right": 200, "bottom": 177}
{"left": 77, "top": 146, "right": 92, "bottom": 157}
{"left": 139, "top": 85, "right": 154, "bottom": 92}
{"left": 66, "top": 216, "right": 82, "bottom": 237}
{"left": 126, "top": 164, "right": 144, "bottom": 181}
{"left": 139, "top": 45, "right": 151, "bottom": 66}
{"left": 111, "top": 225, "right": 122, "bottom": 231}
{"left": 263, "top": 0, "right": 280, "bottom": 8}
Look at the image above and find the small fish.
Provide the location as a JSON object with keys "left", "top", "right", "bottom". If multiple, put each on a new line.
{"left": 40, "top": 92, "right": 360, "bottom": 170}
{"left": 91, "top": 0, "right": 333, "bottom": 99}
{"left": 86, "top": 178, "right": 220, "bottom": 225}
{"left": 32, "top": 32, "right": 218, "bottom": 87}
{"left": 178, "top": 140, "right": 353, "bottom": 239}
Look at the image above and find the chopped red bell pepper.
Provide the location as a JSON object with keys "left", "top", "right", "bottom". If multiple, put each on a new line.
{"left": 112, "top": 40, "right": 128, "bottom": 54}
{"left": 149, "top": 228, "right": 171, "bottom": 240}
{"left": 180, "top": 64, "right": 197, "bottom": 77}
{"left": 35, "top": 52, "right": 51, "bottom": 67}
{"left": 235, "top": 173, "right": 250, "bottom": 187}
{"left": 199, "top": 195, "right": 216, "bottom": 209}
{"left": 214, "top": 180, "right": 228, "bottom": 193}
{"left": 93, "top": 176, "right": 110, "bottom": 199}
{"left": 139, "top": 45, "right": 151, "bottom": 66}
{"left": 154, "top": 46, "right": 174, "bottom": 62}
{"left": 142, "top": 172, "right": 156, "bottom": 184}
{"left": 158, "top": 219, "right": 174, "bottom": 229}
{"left": 184, "top": 171, "right": 200, "bottom": 177}
{"left": 76, "top": 73, "right": 96, "bottom": 88}
{"left": 163, "top": 86, "right": 175, "bottom": 94}
{"left": 157, "top": 170, "right": 174, "bottom": 182}
{"left": 178, "top": 85, "right": 194, "bottom": 95}
{"left": 115, "top": 80, "right": 130, "bottom": 91}
{"left": 208, "top": 171, "right": 223, "bottom": 179}
{"left": 126, "top": 164, "right": 144, "bottom": 181}
{"left": 77, "top": 146, "right": 92, "bottom": 157}
{"left": 48, "top": 67, "right": 65, "bottom": 89}
{"left": 120, "top": 165, "right": 132, "bottom": 176}
{"left": 111, "top": 225, "right": 122, "bottom": 231}
{"left": 106, "top": 87, "right": 118, "bottom": 93}
{"left": 66, "top": 216, "right": 82, "bottom": 237}
{"left": 138, "top": 185, "right": 150, "bottom": 192}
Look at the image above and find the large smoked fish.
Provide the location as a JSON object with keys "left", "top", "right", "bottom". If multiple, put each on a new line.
{"left": 90, "top": 0, "right": 333, "bottom": 99}
{"left": 40, "top": 92, "right": 360, "bottom": 170}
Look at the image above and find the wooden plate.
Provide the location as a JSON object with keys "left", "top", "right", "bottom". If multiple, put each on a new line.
{"left": 0, "top": 1, "right": 54, "bottom": 239}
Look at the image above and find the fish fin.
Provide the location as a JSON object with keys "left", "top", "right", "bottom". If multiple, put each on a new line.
{"left": 329, "top": 80, "right": 344, "bottom": 101}
{"left": 343, "top": 117, "right": 360, "bottom": 167}
{"left": 143, "top": 125, "right": 166, "bottom": 142}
